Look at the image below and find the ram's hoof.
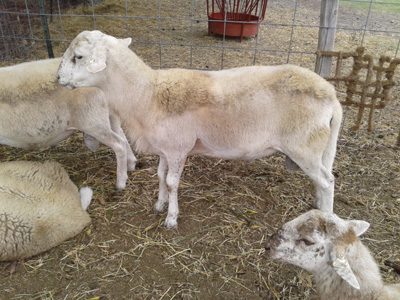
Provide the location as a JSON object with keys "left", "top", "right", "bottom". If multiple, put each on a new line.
{"left": 164, "top": 218, "right": 178, "bottom": 229}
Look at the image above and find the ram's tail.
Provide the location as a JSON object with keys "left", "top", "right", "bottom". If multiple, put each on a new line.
{"left": 323, "top": 101, "right": 343, "bottom": 172}
{"left": 79, "top": 187, "right": 93, "bottom": 211}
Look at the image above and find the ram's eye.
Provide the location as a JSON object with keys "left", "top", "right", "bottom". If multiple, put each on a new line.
{"left": 300, "top": 239, "right": 315, "bottom": 246}
{"left": 72, "top": 55, "right": 83, "bottom": 64}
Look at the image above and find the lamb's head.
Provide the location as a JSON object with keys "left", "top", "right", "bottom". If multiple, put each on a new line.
{"left": 57, "top": 30, "right": 132, "bottom": 89}
{"left": 265, "top": 210, "right": 370, "bottom": 289}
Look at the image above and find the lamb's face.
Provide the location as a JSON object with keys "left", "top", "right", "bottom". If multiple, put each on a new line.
{"left": 266, "top": 210, "right": 371, "bottom": 290}
{"left": 265, "top": 210, "right": 334, "bottom": 273}
{"left": 57, "top": 30, "right": 105, "bottom": 89}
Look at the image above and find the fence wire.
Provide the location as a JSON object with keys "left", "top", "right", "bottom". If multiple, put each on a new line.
{"left": 1, "top": 0, "right": 400, "bottom": 146}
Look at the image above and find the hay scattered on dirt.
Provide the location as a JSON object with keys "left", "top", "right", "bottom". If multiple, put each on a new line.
{"left": 0, "top": 135, "right": 399, "bottom": 299}
{"left": 1, "top": 0, "right": 399, "bottom": 299}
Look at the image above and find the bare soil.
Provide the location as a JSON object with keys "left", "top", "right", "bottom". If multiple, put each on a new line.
{"left": 1, "top": 137, "right": 399, "bottom": 300}
{"left": 1, "top": 0, "right": 399, "bottom": 299}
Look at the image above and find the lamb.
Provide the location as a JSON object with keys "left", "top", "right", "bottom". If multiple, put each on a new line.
{"left": 0, "top": 160, "right": 93, "bottom": 261}
{"left": 265, "top": 209, "right": 400, "bottom": 300}
{"left": 56, "top": 30, "right": 343, "bottom": 228}
{"left": 0, "top": 58, "right": 137, "bottom": 189}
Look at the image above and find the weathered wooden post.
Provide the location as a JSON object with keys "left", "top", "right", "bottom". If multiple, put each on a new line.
{"left": 315, "top": 0, "right": 339, "bottom": 77}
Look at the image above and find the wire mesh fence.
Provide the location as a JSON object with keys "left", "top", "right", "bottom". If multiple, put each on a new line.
{"left": 1, "top": 0, "right": 400, "bottom": 146}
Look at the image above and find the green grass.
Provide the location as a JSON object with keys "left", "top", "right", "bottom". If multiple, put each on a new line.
{"left": 340, "top": 0, "right": 400, "bottom": 14}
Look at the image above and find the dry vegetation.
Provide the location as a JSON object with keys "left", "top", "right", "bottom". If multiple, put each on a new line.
{"left": 1, "top": 0, "right": 400, "bottom": 299}
{"left": 1, "top": 134, "right": 399, "bottom": 300}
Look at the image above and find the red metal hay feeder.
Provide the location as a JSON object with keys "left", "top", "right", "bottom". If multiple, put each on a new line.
{"left": 207, "top": 0, "right": 268, "bottom": 42}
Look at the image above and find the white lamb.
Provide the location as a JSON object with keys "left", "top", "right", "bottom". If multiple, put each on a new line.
{"left": 57, "top": 30, "right": 343, "bottom": 228}
{"left": 265, "top": 209, "right": 400, "bottom": 300}
{"left": 0, "top": 58, "right": 136, "bottom": 189}
{"left": 0, "top": 160, "right": 93, "bottom": 261}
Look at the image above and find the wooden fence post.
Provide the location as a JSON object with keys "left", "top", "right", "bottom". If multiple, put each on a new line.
{"left": 315, "top": 0, "right": 339, "bottom": 77}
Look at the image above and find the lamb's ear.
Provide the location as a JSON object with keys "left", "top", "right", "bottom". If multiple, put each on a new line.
{"left": 119, "top": 37, "right": 132, "bottom": 47}
{"left": 349, "top": 220, "right": 370, "bottom": 237}
{"left": 85, "top": 46, "right": 107, "bottom": 73}
{"left": 330, "top": 246, "right": 360, "bottom": 290}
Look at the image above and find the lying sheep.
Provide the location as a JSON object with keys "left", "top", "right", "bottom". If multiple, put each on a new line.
{"left": 57, "top": 30, "right": 343, "bottom": 228}
{"left": 265, "top": 210, "right": 400, "bottom": 300}
{"left": 0, "top": 58, "right": 136, "bottom": 189}
{"left": 0, "top": 161, "right": 93, "bottom": 261}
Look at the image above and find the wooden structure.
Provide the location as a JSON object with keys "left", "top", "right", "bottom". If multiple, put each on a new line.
{"left": 317, "top": 47, "right": 400, "bottom": 133}
{"left": 315, "top": 0, "right": 339, "bottom": 77}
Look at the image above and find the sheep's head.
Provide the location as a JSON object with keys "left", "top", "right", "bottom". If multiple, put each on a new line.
{"left": 265, "top": 210, "right": 370, "bottom": 289}
{"left": 57, "top": 30, "right": 132, "bottom": 89}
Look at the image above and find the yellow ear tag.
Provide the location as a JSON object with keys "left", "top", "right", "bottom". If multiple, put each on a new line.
{"left": 85, "top": 56, "right": 95, "bottom": 67}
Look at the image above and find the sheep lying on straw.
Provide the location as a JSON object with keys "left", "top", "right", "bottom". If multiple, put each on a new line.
{"left": 57, "top": 30, "right": 343, "bottom": 228}
{"left": 265, "top": 210, "right": 400, "bottom": 300}
{"left": 0, "top": 161, "right": 92, "bottom": 261}
{"left": 0, "top": 58, "right": 136, "bottom": 189}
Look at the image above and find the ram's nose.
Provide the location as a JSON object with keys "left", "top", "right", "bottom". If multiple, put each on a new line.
{"left": 56, "top": 74, "right": 71, "bottom": 88}
{"left": 265, "top": 231, "right": 284, "bottom": 251}
{"left": 265, "top": 237, "right": 274, "bottom": 252}
{"left": 57, "top": 79, "right": 74, "bottom": 90}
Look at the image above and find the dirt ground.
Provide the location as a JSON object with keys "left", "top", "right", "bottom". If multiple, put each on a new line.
{"left": 1, "top": 137, "right": 399, "bottom": 300}
{"left": 1, "top": 0, "right": 400, "bottom": 299}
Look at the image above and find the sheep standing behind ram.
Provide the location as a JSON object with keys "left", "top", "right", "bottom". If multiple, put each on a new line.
{"left": 265, "top": 210, "right": 400, "bottom": 300}
{"left": 0, "top": 161, "right": 92, "bottom": 261}
{"left": 57, "top": 30, "right": 343, "bottom": 228}
{"left": 0, "top": 58, "right": 137, "bottom": 189}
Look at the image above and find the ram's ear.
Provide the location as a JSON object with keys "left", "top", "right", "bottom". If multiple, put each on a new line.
{"left": 119, "top": 37, "right": 132, "bottom": 47}
{"left": 330, "top": 245, "right": 360, "bottom": 289}
{"left": 348, "top": 220, "right": 370, "bottom": 237}
{"left": 85, "top": 46, "right": 107, "bottom": 73}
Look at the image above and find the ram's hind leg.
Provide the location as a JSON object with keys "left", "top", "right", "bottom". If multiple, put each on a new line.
{"left": 311, "top": 167, "right": 334, "bottom": 213}
{"left": 287, "top": 151, "right": 335, "bottom": 213}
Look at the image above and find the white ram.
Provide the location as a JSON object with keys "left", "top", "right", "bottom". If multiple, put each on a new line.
{"left": 57, "top": 30, "right": 343, "bottom": 228}
{"left": 0, "top": 58, "right": 136, "bottom": 189}
{"left": 0, "top": 161, "right": 92, "bottom": 261}
{"left": 265, "top": 209, "right": 400, "bottom": 300}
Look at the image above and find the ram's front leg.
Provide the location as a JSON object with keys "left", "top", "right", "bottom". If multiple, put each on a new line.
{"left": 102, "top": 133, "right": 128, "bottom": 190}
{"left": 110, "top": 115, "right": 137, "bottom": 171}
{"left": 154, "top": 155, "right": 168, "bottom": 213}
{"left": 164, "top": 155, "right": 187, "bottom": 229}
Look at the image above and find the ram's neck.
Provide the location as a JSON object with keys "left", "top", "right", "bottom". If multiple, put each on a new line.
{"left": 315, "top": 267, "right": 360, "bottom": 300}
{"left": 314, "top": 243, "right": 384, "bottom": 300}
{"left": 102, "top": 45, "right": 157, "bottom": 114}
{"left": 113, "top": 46, "right": 153, "bottom": 85}
{"left": 94, "top": 44, "right": 161, "bottom": 146}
